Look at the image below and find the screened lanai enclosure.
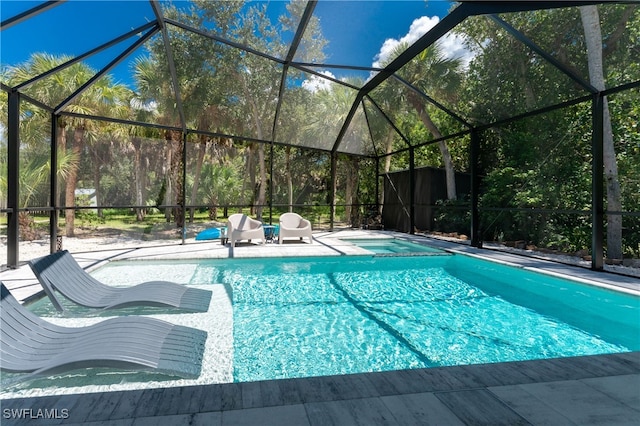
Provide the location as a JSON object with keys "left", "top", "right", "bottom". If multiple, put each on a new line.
{"left": 1, "top": 1, "right": 639, "bottom": 271}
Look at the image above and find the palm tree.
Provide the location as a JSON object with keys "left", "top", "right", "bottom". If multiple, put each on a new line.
{"left": 60, "top": 70, "right": 131, "bottom": 236}
{"left": 87, "top": 121, "right": 133, "bottom": 218}
{"left": 8, "top": 52, "right": 133, "bottom": 236}
{"left": 2, "top": 53, "right": 102, "bottom": 237}
{"left": 133, "top": 55, "right": 184, "bottom": 224}
{"left": 233, "top": 9, "right": 283, "bottom": 220}
{"left": 368, "top": 77, "right": 411, "bottom": 214}
{"left": 310, "top": 81, "right": 361, "bottom": 224}
{"left": 5, "top": 53, "right": 78, "bottom": 210}
{"left": 384, "top": 41, "right": 463, "bottom": 200}
{"left": 200, "top": 160, "right": 243, "bottom": 220}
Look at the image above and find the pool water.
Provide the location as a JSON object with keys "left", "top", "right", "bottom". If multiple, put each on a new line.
{"left": 19, "top": 254, "right": 640, "bottom": 388}
{"left": 342, "top": 238, "right": 446, "bottom": 255}
{"left": 208, "top": 256, "right": 640, "bottom": 381}
{"left": 191, "top": 255, "right": 639, "bottom": 382}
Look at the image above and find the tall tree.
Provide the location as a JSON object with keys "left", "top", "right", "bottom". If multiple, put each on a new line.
{"left": 384, "top": 42, "right": 463, "bottom": 200}
{"left": 61, "top": 74, "right": 130, "bottom": 235}
{"left": 133, "top": 52, "right": 183, "bottom": 224}
{"left": 4, "top": 53, "right": 130, "bottom": 236}
{"left": 309, "top": 81, "right": 360, "bottom": 224}
{"left": 455, "top": 5, "right": 638, "bottom": 254}
{"left": 580, "top": 5, "right": 623, "bottom": 260}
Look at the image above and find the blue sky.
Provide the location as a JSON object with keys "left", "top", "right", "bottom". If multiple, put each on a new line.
{"left": 1, "top": 0, "right": 455, "bottom": 88}
{"left": 313, "top": 0, "right": 453, "bottom": 67}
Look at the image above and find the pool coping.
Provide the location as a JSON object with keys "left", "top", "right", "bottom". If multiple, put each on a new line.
{"left": 1, "top": 352, "right": 638, "bottom": 424}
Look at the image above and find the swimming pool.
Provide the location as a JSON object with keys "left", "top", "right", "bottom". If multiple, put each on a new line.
{"left": 341, "top": 237, "right": 446, "bottom": 255}
{"left": 7, "top": 253, "right": 639, "bottom": 395}
{"left": 102, "top": 255, "right": 638, "bottom": 379}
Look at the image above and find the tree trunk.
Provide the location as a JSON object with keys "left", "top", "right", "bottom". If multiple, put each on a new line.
{"left": 189, "top": 136, "right": 207, "bottom": 222}
{"left": 580, "top": 5, "right": 623, "bottom": 260}
{"left": 64, "top": 126, "right": 84, "bottom": 237}
{"left": 162, "top": 133, "right": 174, "bottom": 222}
{"left": 132, "top": 137, "right": 146, "bottom": 221}
{"left": 380, "top": 128, "right": 395, "bottom": 215}
{"left": 171, "top": 136, "right": 184, "bottom": 228}
{"left": 408, "top": 93, "right": 457, "bottom": 200}
{"left": 345, "top": 160, "right": 352, "bottom": 226}
{"left": 247, "top": 146, "right": 256, "bottom": 215}
{"left": 348, "top": 157, "right": 360, "bottom": 227}
{"left": 256, "top": 143, "right": 267, "bottom": 221}
{"left": 93, "top": 166, "right": 102, "bottom": 218}
{"left": 57, "top": 121, "right": 67, "bottom": 212}
{"left": 330, "top": 154, "right": 337, "bottom": 229}
{"left": 240, "top": 71, "right": 267, "bottom": 219}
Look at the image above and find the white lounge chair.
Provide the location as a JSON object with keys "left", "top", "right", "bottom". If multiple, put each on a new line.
{"left": 227, "top": 213, "right": 266, "bottom": 247}
{"left": 0, "top": 282, "right": 207, "bottom": 382}
{"left": 29, "top": 250, "right": 212, "bottom": 313}
{"left": 278, "top": 212, "right": 313, "bottom": 244}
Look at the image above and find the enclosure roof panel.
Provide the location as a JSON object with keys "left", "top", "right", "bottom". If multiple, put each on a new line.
{"left": 2, "top": 1, "right": 637, "bottom": 156}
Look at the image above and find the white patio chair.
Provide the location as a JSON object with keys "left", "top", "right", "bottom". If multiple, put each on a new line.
{"left": 278, "top": 212, "right": 313, "bottom": 244}
{"left": 227, "top": 213, "right": 266, "bottom": 247}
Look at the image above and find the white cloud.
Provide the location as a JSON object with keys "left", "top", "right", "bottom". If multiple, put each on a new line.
{"left": 302, "top": 70, "right": 336, "bottom": 93}
{"left": 439, "top": 31, "right": 474, "bottom": 68}
{"left": 373, "top": 16, "right": 473, "bottom": 69}
{"left": 373, "top": 16, "right": 440, "bottom": 68}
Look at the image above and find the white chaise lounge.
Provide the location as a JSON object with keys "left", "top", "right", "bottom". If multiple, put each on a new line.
{"left": 29, "top": 250, "right": 212, "bottom": 313}
{"left": 0, "top": 282, "right": 207, "bottom": 381}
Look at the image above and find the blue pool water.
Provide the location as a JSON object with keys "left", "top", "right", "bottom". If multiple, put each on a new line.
{"left": 187, "top": 254, "right": 639, "bottom": 382}
{"left": 342, "top": 238, "right": 446, "bottom": 255}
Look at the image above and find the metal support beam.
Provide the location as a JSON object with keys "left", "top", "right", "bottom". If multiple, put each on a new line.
{"left": 392, "top": 75, "right": 472, "bottom": 128}
{"left": 462, "top": 1, "right": 605, "bottom": 17}
{"left": 7, "top": 91, "right": 20, "bottom": 268}
{"left": 375, "top": 157, "right": 380, "bottom": 214}
{"left": 331, "top": 93, "right": 364, "bottom": 153}
{"left": 330, "top": 152, "right": 337, "bottom": 231}
{"left": 591, "top": 94, "right": 604, "bottom": 270}
{"left": 409, "top": 147, "right": 415, "bottom": 234}
{"left": 15, "top": 22, "right": 157, "bottom": 91}
{"left": 1, "top": 0, "right": 64, "bottom": 30}
{"left": 150, "top": 1, "right": 187, "bottom": 132}
{"left": 181, "top": 132, "right": 188, "bottom": 244}
{"left": 470, "top": 128, "right": 481, "bottom": 247}
{"left": 49, "top": 114, "right": 59, "bottom": 254}
{"left": 271, "top": 1, "right": 317, "bottom": 143}
{"left": 269, "top": 142, "right": 274, "bottom": 225}
{"left": 489, "top": 15, "right": 597, "bottom": 93}
{"left": 364, "top": 96, "right": 412, "bottom": 149}
{"left": 54, "top": 28, "right": 157, "bottom": 114}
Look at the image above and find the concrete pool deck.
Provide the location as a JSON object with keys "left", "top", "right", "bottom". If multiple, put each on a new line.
{"left": 1, "top": 230, "right": 639, "bottom": 425}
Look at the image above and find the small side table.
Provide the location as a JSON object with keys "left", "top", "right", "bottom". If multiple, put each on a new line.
{"left": 263, "top": 225, "right": 276, "bottom": 243}
{"left": 220, "top": 227, "right": 228, "bottom": 245}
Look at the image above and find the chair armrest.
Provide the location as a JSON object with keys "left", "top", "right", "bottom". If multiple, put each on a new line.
{"left": 247, "top": 217, "right": 262, "bottom": 229}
